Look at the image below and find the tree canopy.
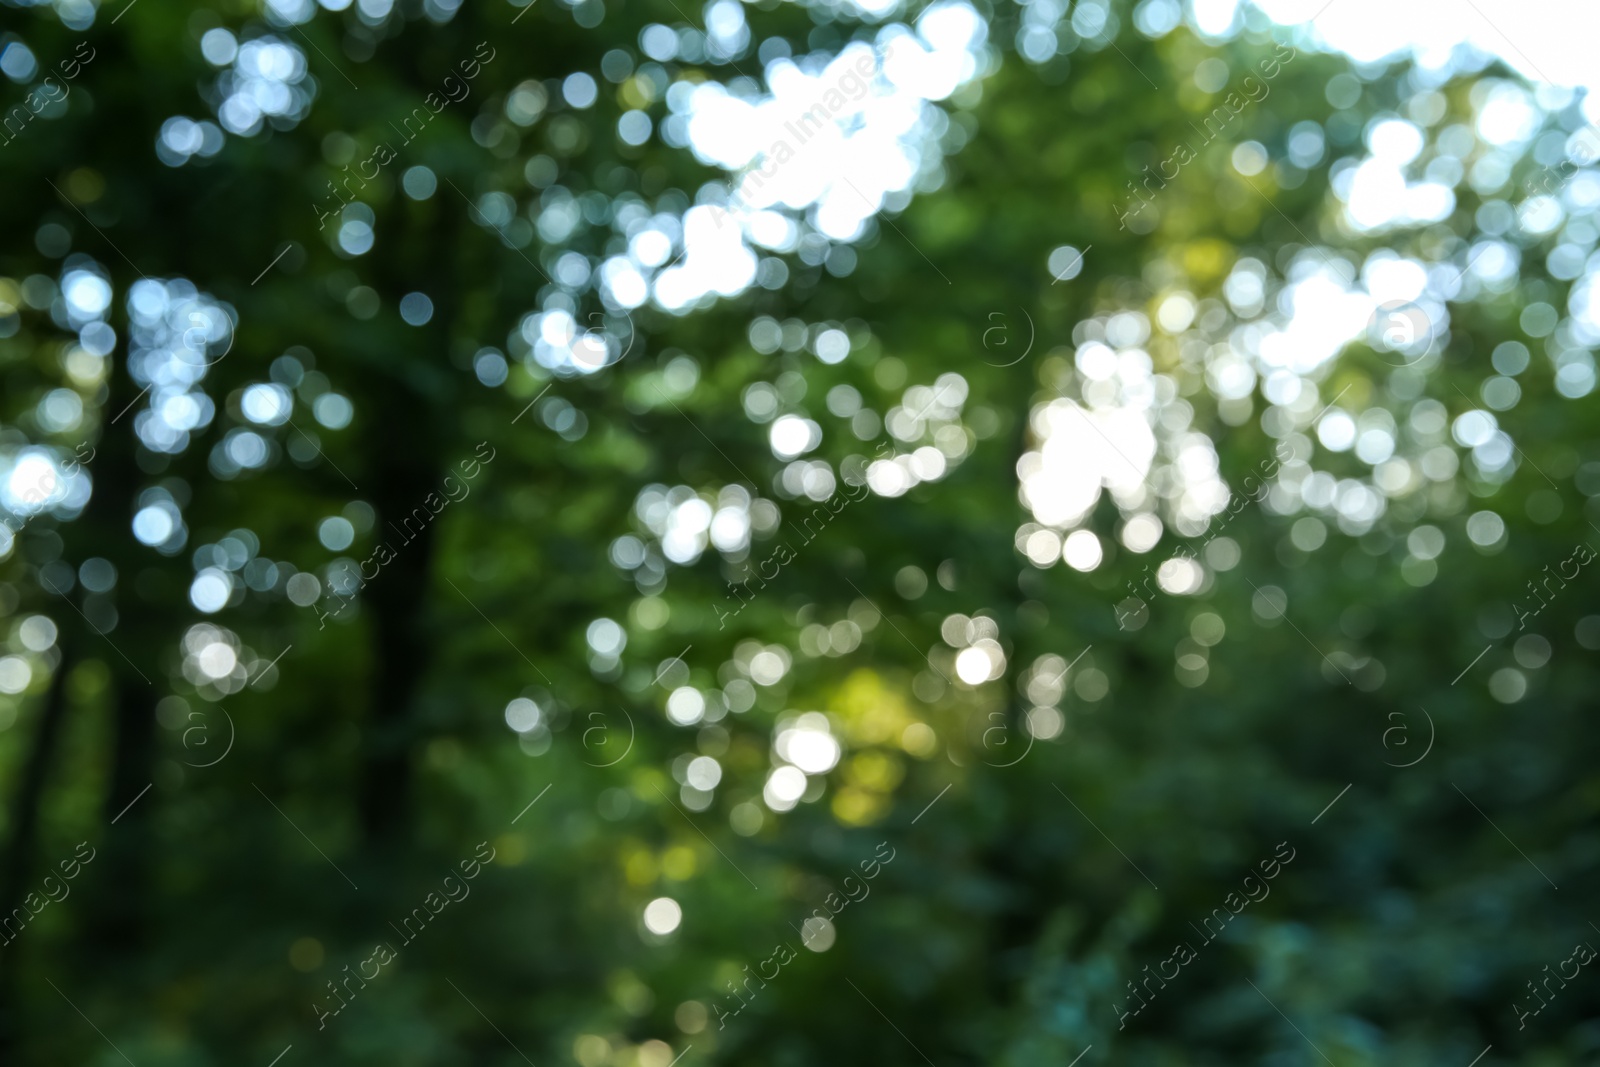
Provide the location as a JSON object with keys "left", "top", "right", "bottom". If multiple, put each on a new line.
{"left": 1, "top": 0, "right": 1598, "bottom": 1064}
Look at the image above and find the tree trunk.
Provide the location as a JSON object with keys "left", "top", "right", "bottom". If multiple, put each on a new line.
{"left": 0, "top": 643, "right": 73, "bottom": 1058}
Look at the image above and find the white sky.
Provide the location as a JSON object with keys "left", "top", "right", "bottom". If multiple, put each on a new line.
{"left": 1246, "top": 0, "right": 1600, "bottom": 117}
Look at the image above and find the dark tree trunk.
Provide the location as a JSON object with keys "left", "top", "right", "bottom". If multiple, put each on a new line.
{"left": 355, "top": 196, "right": 466, "bottom": 843}
{"left": 68, "top": 332, "right": 164, "bottom": 954}
{"left": 357, "top": 392, "right": 445, "bottom": 841}
{"left": 0, "top": 643, "right": 74, "bottom": 1058}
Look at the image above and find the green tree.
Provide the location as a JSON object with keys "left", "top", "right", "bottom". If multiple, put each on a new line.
{"left": 0, "top": 0, "right": 1597, "bottom": 1064}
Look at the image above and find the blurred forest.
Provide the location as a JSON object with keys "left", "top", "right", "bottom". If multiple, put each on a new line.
{"left": 1, "top": 0, "right": 1599, "bottom": 1063}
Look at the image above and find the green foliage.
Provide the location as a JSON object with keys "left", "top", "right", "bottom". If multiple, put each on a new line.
{"left": 0, "top": 0, "right": 1596, "bottom": 1065}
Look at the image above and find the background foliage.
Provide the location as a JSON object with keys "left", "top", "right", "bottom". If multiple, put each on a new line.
{"left": 0, "top": 0, "right": 1597, "bottom": 1063}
